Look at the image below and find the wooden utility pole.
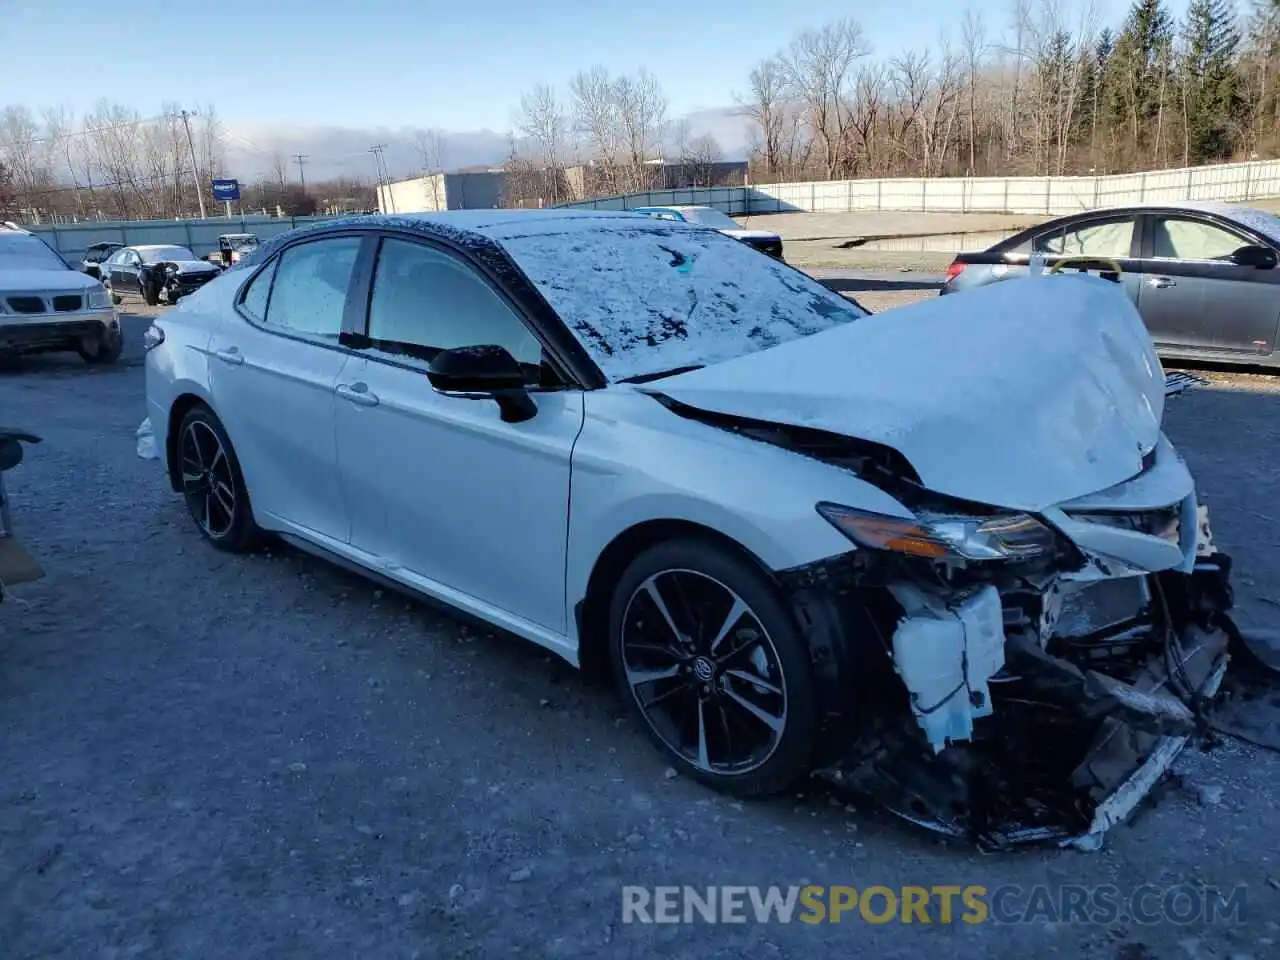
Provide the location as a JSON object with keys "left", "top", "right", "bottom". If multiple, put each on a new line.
{"left": 178, "top": 108, "right": 207, "bottom": 218}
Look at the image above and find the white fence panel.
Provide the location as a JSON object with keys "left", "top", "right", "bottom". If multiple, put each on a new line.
{"left": 556, "top": 158, "right": 1280, "bottom": 218}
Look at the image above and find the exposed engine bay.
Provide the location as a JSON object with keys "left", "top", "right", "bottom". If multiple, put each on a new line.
{"left": 660, "top": 371, "right": 1268, "bottom": 851}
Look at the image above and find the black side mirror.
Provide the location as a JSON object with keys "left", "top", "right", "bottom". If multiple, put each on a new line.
{"left": 1231, "top": 244, "right": 1278, "bottom": 269}
{"left": 427, "top": 345, "right": 537, "bottom": 423}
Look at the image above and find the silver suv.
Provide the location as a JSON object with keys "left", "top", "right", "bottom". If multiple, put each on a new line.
{"left": 0, "top": 223, "right": 123, "bottom": 364}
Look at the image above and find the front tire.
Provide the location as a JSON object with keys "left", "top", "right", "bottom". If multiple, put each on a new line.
{"left": 607, "top": 537, "right": 819, "bottom": 797}
{"left": 77, "top": 328, "right": 122, "bottom": 365}
{"left": 176, "top": 405, "right": 262, "bottom": 553}
{"left": 105, "top": 280, "right": 122, "bottom": 305}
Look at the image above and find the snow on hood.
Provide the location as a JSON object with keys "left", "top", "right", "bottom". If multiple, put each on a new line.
{"left": 720, "top": 228, "right": 782, "bottom": 242}
{"left": 650, "top": 274, "right": 1166, "bottom": 513}
{"left": 490, "top": 219, "right": 864, "bottom": 381}
{"left": 0, "top": 268, "right": 99, "bottom": 294}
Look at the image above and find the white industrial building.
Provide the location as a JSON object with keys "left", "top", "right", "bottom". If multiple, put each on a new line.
{"left": 376, "top": 171, "right": 507, "bottom": 214}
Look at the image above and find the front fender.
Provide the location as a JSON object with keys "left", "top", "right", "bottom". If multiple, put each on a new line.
{"left": 565, "top": 390, "right": 914, "bottom": 639}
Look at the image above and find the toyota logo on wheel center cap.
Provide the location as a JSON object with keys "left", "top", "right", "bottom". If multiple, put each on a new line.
{"left": 692, "top": 657, "right": 714, "bottom": 681}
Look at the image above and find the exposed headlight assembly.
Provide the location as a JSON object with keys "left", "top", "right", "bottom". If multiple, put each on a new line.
{"left": 816, "top": 502, "right": 1058, "bottom": 561}
{"left": 86, "top": 286, "right": 111, "bottom": 309}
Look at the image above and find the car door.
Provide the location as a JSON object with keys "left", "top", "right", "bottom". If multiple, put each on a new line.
{"left": 105, "top": 249, "right": 130, "bottom": 290}
{"left": 206, "top": 233, "right": 369, "bottom": 545}
{"left": 121, "top": 250, "right": 145, "bottom": 294}
{"left": 332, "top": 234, "right": 584, "bottom": 634}
{"left": 1028, "top": 214, "right": 1143, "bottom": 304}
{"left": 1137, "top": 212, "right": 1280, "bottom": 355}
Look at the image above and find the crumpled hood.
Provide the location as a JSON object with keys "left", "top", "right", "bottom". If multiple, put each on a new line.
{"left": 720, "top": 228, "right": 782, "bottom": 242}
{"left": 0, "top": 268, "right": 98, "bottom": 294}
{"left": 160, "top": 259, "right": 218, "bottom": 275}
{"left": 649, "top": 275, "right": 1165, "bottom": 513}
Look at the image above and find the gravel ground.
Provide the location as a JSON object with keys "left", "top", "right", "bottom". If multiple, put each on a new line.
{"left": 1, "top": 304, "right": 1278, "bottom": 959}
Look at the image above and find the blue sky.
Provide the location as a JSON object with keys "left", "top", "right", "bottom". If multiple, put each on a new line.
{"left": 2, "top": 0, "right": 1159, "bottom": 133}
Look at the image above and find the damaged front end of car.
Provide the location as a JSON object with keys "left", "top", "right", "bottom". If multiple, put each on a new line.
{"left": 796, "top": 452, "right": 1235, "bottom": 850}
{"left": 790, "top": 512, "right": 1232, "bottom": 852}
{"left": 664, "top": 398, "right": 1239, "bottom": 851}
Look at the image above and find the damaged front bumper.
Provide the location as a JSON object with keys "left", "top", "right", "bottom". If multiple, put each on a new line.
{"left": 783, "top": 500, "right": 1239, "bottom": 852}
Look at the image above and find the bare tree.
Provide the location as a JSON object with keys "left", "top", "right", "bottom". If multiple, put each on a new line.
{"left": 269, "top": 151, "right": 288, "bottom": 195}
{"left": 782, "top": 19, "right": 870, "bottom": 178}
{"left": 688, "top": 133, "right": 722, "bottom": 185}
{"left": 613, "top": 69, "right": 668, "bottom": 190}
{"left": 569, "top": 66, "right": 624, "bottom": 195}
{"left": 514, "top": 83, "right": 570, "bottom": 204}
{"left": 738, "top": 56, "right": 792, "bottom": 178}
{"left": 961, "top": 10, "right": 988, "bottom": 174}
{"left": 411, "top": 127, "right": 447, "bottom": 208}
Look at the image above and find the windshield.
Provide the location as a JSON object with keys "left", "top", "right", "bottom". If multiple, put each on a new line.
{"left": 0, "top": 233, "right": 70, "bottom": 271}
{"left": 139, "top": 245, "right": 196, "bottom": 264}
{"left": 682, "top": 208, "right": 742, "bottom": 230}
{"left": 495, "top": 220, "right": 865, "bottom": 381}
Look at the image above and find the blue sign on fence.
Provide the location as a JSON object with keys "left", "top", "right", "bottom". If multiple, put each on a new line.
{"left": 211, "top": 178, "right": 241, "bottom": 202}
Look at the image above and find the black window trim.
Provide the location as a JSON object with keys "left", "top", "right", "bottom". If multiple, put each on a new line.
{"left": 232, "top": 230, "right": 377, "bottom": 352}
{"left": 1138, "top": 210, "right": 1273, "bottom": 263}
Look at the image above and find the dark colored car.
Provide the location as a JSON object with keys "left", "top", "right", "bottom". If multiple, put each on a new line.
{"left": 632, "top": 206, "right": 785, "bottom": 260}
{"left": 102, "top": 244, "right": 221, "bottom": 306}
{"left": 941, "top": 201, "right": 1280, "bottom": 365}
{"left": 80, "top": 241, "right": 124, "bottom": 280}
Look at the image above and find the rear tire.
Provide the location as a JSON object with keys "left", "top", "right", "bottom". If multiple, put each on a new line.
{"left": 607, "top": 537, "right": 819, "bottom": 797}
{"left": 175, "top": 405, "right": 262, "bottom": 553}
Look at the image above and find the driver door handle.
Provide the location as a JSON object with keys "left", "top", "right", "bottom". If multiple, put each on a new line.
{"left": 1146, "top": 276, "right": 1176, "bottom": 289}
{"left": 336, "top": 382, "right": 379, "bottom": 407}
{"left": 213, "top": 346, "right": 244, "bottom": 365}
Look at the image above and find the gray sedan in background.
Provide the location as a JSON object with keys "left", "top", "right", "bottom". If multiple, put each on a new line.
{"left": 941, "top": 201, "right": 1280, "bottom": 366}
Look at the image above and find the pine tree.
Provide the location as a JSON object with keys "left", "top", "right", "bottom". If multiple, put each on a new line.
{"left": 1109, "top": 0, "right": 1176, "bottom": 162}
{"left": 1182, "top": 0, "right": 1244, "bottom": 160}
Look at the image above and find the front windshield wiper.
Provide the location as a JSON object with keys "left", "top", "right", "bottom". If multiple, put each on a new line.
{"left": 617, "top": 364, "right": 705, "bottom": 385}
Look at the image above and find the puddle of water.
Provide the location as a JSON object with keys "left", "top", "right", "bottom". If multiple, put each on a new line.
{"left": 853, "top": 230, "right": 1015, "bottom": 253}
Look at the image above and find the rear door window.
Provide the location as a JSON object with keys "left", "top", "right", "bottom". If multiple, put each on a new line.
{"left": 261, "top": 237, "right": 361, "bottom": 339}
{"left": 1033, "top": 217, "right": 1135, "bottom": 258}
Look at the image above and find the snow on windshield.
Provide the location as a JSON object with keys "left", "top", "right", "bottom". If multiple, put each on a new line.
{"left": 0, "top": 234, "right": 68, "bottom": 271}
{"left": 139, "top": 245, "right": 195, "bottom": 263}
{"left": 493, "top": 221, "right": 865, "bottom": 380}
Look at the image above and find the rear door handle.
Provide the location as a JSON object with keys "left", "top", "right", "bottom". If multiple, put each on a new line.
{"left": 213, "top": 346, "right": 244, "bottom": 365}
{"left": 1145, "top": 277, "right": 1176, "bottom": 289}
{"left": 336, "top": 382, "right": 379, "bottom": 407}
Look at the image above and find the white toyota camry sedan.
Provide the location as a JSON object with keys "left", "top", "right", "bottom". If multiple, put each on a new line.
{"left": 140, "top": 210, "right": 1240, "bottom": 850}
